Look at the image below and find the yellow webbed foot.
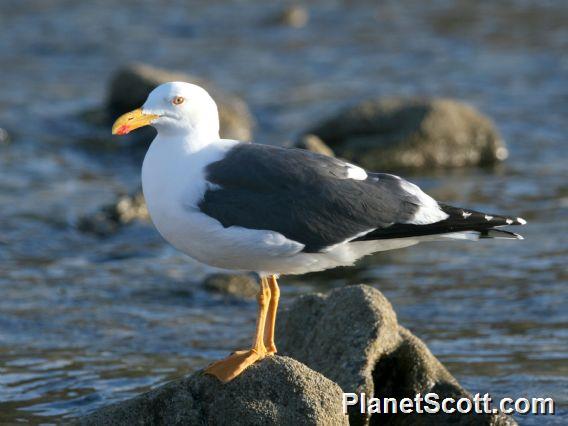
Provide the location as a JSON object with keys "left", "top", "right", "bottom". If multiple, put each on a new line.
{"left": 205, "top": 275, "right": 280, "bottom": 382}
{"left": 204, "top": 348, "right": 266, "bottom": 383}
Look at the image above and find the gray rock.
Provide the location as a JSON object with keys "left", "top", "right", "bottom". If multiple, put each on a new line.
{"left": 277, "top": 284, "right": 400, "bottom": 401}
{"left": 295, "top": 134, "right": 335, "bottom": 157}
{"left": 277, "top": 285, "right": 516, "bottom": 426}
{"left": 203, "top": 273, "right": 259, "bottom": 299}
{"left": 265, "top": 5, "right": 310, "bottom": 28}
{"left": 78, "top": 191, "right": 148, "bottom": 236}
{"left": 301, "top": 98, "right": 508, "bottom": 170}
{"left": 0, "top": 127, "right": 10, "bottom": 145}
{"left": 78, "top": 356, "right": 348, "bottom": 426}
{"left": 372, "top": 327, "right": 516, "bottom": 426}
{"left": 75, "top": 284, "right": 516, "bottom": 425}
{"left": 107, "top": 63, "right": 254, "bottom": 142}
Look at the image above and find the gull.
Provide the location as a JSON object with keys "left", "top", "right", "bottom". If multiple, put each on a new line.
{"left": 112, "top": 82, "right": 526, "bottom": 382}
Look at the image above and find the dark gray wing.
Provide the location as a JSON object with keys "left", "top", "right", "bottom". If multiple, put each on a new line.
{"left": 198, "top": 144, "right": 420, "bottom": 252}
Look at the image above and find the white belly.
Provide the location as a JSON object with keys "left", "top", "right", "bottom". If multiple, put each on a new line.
{"left": 146, "top": 196, "right": 420, "bottom": 275}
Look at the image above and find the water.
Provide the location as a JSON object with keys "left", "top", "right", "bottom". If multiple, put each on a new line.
{"left": 0, "top": 0, "right": 566, "bottom": 423}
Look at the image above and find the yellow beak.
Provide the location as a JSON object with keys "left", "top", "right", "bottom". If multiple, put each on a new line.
{"left": 111, "top": 108, "right": 160, "bottom": 135}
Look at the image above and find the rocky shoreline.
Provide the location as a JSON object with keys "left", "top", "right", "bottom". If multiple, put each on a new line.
{"left": 78, "top": 285, "right": 516, "bottom": 426}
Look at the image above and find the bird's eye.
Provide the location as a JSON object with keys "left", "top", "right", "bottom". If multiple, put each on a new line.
{"left": 172, "top": 96, "right": 185, "bottom": 105}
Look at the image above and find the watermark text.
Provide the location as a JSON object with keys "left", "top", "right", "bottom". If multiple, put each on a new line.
{"left": 342, "top": 392, "right": 555, "bottom": 416}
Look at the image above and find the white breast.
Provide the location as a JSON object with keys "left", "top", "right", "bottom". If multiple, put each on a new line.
{"left": 141, "top": 136, "right": 303, "bottom": 272}
{"left": 142, "top": 136, "right": 231, "bottom": 253}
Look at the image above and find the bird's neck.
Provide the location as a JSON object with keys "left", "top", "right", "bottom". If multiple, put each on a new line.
{"left": 142, "top": 133, "right": 237, "bottom": 215}
{"left": 184, "top": 132, "right": 220, "bottom": 153}
{"left": 154, "top": 126, "right": 220, "bottom": 152}
{"left": 145, "top": 131, "right": 236, "bottom": 175}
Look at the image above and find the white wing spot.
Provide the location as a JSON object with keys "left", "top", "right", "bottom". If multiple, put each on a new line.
{"left": 506, "top": 219, "right": 513, "bottom": 225}
{"left": 345, "top": 164, "right": 367, "bottom": 180}
{"left": 485, "top": 215, "right": 493, "bottom": 221}
{"left": 517, "top": 217, "right": 527, "bottom": 225}
{"left": 462, "top": 211, "right": 472, "bottom": 218}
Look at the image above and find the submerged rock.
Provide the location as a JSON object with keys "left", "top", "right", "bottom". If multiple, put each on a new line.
{"left": 0, "top": 127, "right": 9, "bottom": 145}
{"left": 107, "top": 63, "right": 254, "bottom": 142}
{"left": 295, "top": 134, "right": 335, "bottom": 157}
{"left": 277, "top": 285, "right": 516, "bottom": 426}
{"left": 300, "top": 98, "right": 508, "bottom": 170}
{"left": 203, "top": 273, "right": 259, "bottom": 299}
{"left": 78, "top": 356, "right": 348, "bottom": 426}
{"left": 78, "top": 191, "right": 148, "bottom": 236}
{"left": 265, "top": 5, "right": 310, "bottom": 28}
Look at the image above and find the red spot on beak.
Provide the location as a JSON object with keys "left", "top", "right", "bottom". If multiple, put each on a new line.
{"left": 116, "top": 125, "right": 130, "bottom": 135}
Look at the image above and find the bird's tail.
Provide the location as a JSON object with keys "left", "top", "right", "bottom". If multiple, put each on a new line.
{"left": 352, "top": 203, "right": 526, "bottom": 242}
{"left": 439, "top": 228, "right": 523, "bottom": 241}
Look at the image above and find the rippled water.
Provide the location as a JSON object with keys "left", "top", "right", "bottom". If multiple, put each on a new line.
{"left": 0, "top": 0, "right": 566, "bottom": 423}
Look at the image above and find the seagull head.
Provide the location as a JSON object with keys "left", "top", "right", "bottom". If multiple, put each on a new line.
{"left": 112, "top": 82, "right": 220, "bottom": 138}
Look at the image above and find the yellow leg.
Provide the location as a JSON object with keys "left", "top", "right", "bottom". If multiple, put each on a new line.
{"left": 204, "top": 276, "right": 271, "bottom": 382}
{"left": 264, "top": 275, "right": 280, "bottom": 355}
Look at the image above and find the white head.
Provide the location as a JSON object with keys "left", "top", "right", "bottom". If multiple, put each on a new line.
{"left": 112, "top": 82, "right": 220, "bottom": 139}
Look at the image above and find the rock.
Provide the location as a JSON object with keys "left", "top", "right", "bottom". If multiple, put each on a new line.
{"left": 78, "top": 191, "right": 148, "bottom": 236}
{"left": 78, "top": 356, "right": 348, "bottom": 426}
{"left": 203, "top": 273, "right": 259, "bottom": 299}
{"left": 278, "top": 285, "right": 400, "bottom": 403}
{"left": 114, "top": 192, "right": 149, "bottom": 223}
{"left": 372, "top": 327, "right": 517, "bottom": 426}
{"left": 301, "top": 98, "right": 508, "bottom": 170}
{"left": 295, "top": 134, "right": 335, "bottom": 157}
{"left": 0, "top": 127, "right": 10, "bottom": 145}
{"left": 266, "top": 5, "right": 310, "bottom": 28}
{"left": 277, "top": 285, "right": 516, "bottom": 426}
{"left": 107, "top": 63, "right": 254, "bottom": 142}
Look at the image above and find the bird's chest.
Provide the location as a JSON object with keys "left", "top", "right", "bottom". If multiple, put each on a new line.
{"left": 143, "top": 157, "right": 196, "bottom": 240}
{"left": 141, "top": 139, "right": 235, "bottom": 262}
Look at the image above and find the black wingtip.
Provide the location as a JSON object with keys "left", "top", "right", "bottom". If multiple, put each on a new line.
{"left": 440, "top": 204, "right": 527, "bottom": 227}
